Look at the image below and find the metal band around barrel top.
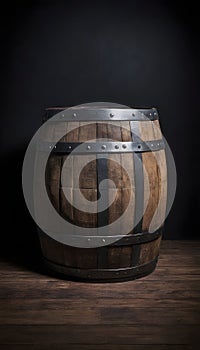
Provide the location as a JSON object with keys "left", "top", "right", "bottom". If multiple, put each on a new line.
{"left": 37, "top": 228, "right": 162, "bottom": 247}
{"left": 39, "top": 140, "right": 165, "bottom": 153}
{"left": 44, "top": 108, "right": 159, "bottom": 122}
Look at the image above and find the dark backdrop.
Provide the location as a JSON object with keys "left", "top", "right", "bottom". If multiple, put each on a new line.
{"left": 1, "top": 0, "right": 199, "bottom": 261}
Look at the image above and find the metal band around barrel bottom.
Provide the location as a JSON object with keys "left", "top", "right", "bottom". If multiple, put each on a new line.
{"left": 39, "top": 139, "right": 165, "bottom": 154}
{"left": 43, "top": 256, "right": 158, "bottom": 282}
{"left": 44, "top": 108, "right": 159, "bottom": 122}
{"left": 38, "top": 228, "right": 162, "bottom": 247}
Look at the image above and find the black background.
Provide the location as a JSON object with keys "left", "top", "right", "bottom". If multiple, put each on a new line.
{"left": 1, "top": 0, "right": 199, "bottom": 261}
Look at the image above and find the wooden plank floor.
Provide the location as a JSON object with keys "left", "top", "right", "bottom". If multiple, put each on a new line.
{"left": 0, "top": 240, "right": 200, "bottom": 350}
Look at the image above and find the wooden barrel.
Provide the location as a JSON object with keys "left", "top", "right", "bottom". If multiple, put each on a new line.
{"left": 38, "top": 106, "right": 167, "bottom": 282}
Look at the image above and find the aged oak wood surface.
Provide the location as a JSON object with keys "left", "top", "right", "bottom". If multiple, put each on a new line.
{"left": 41, "top": 118, "right": 167, "bottom": 280}
{"left": 0, "top": 240, "right": 200, "bottom": 349}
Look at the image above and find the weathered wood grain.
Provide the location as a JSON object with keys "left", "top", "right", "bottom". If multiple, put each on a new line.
{"left": 0, "top": 324, "right": 199, "bottom": 344}
{"left": 1, "top": 279, "right": 200, "bottom": 300}
{"left": 0, "top": 346, "right": 193, "bottom": 350}
{"left": 0, "top": 345, "right": 192, "bottom": 350}
{"left": 41, "top": 110, "right": 168, "bottom": 278}
{"left": 0, "top": 241, "right": 200, "bottom": 348}
{"left": 1, "top": 300, "right": 200, "bottom": 325}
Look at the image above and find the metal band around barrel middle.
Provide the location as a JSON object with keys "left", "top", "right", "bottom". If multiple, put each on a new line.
{"left": 39, "top": 140, "right": 165, "bottom": 153}
{"left": 37, "top": 228, "right": 162, "bottom": 247}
